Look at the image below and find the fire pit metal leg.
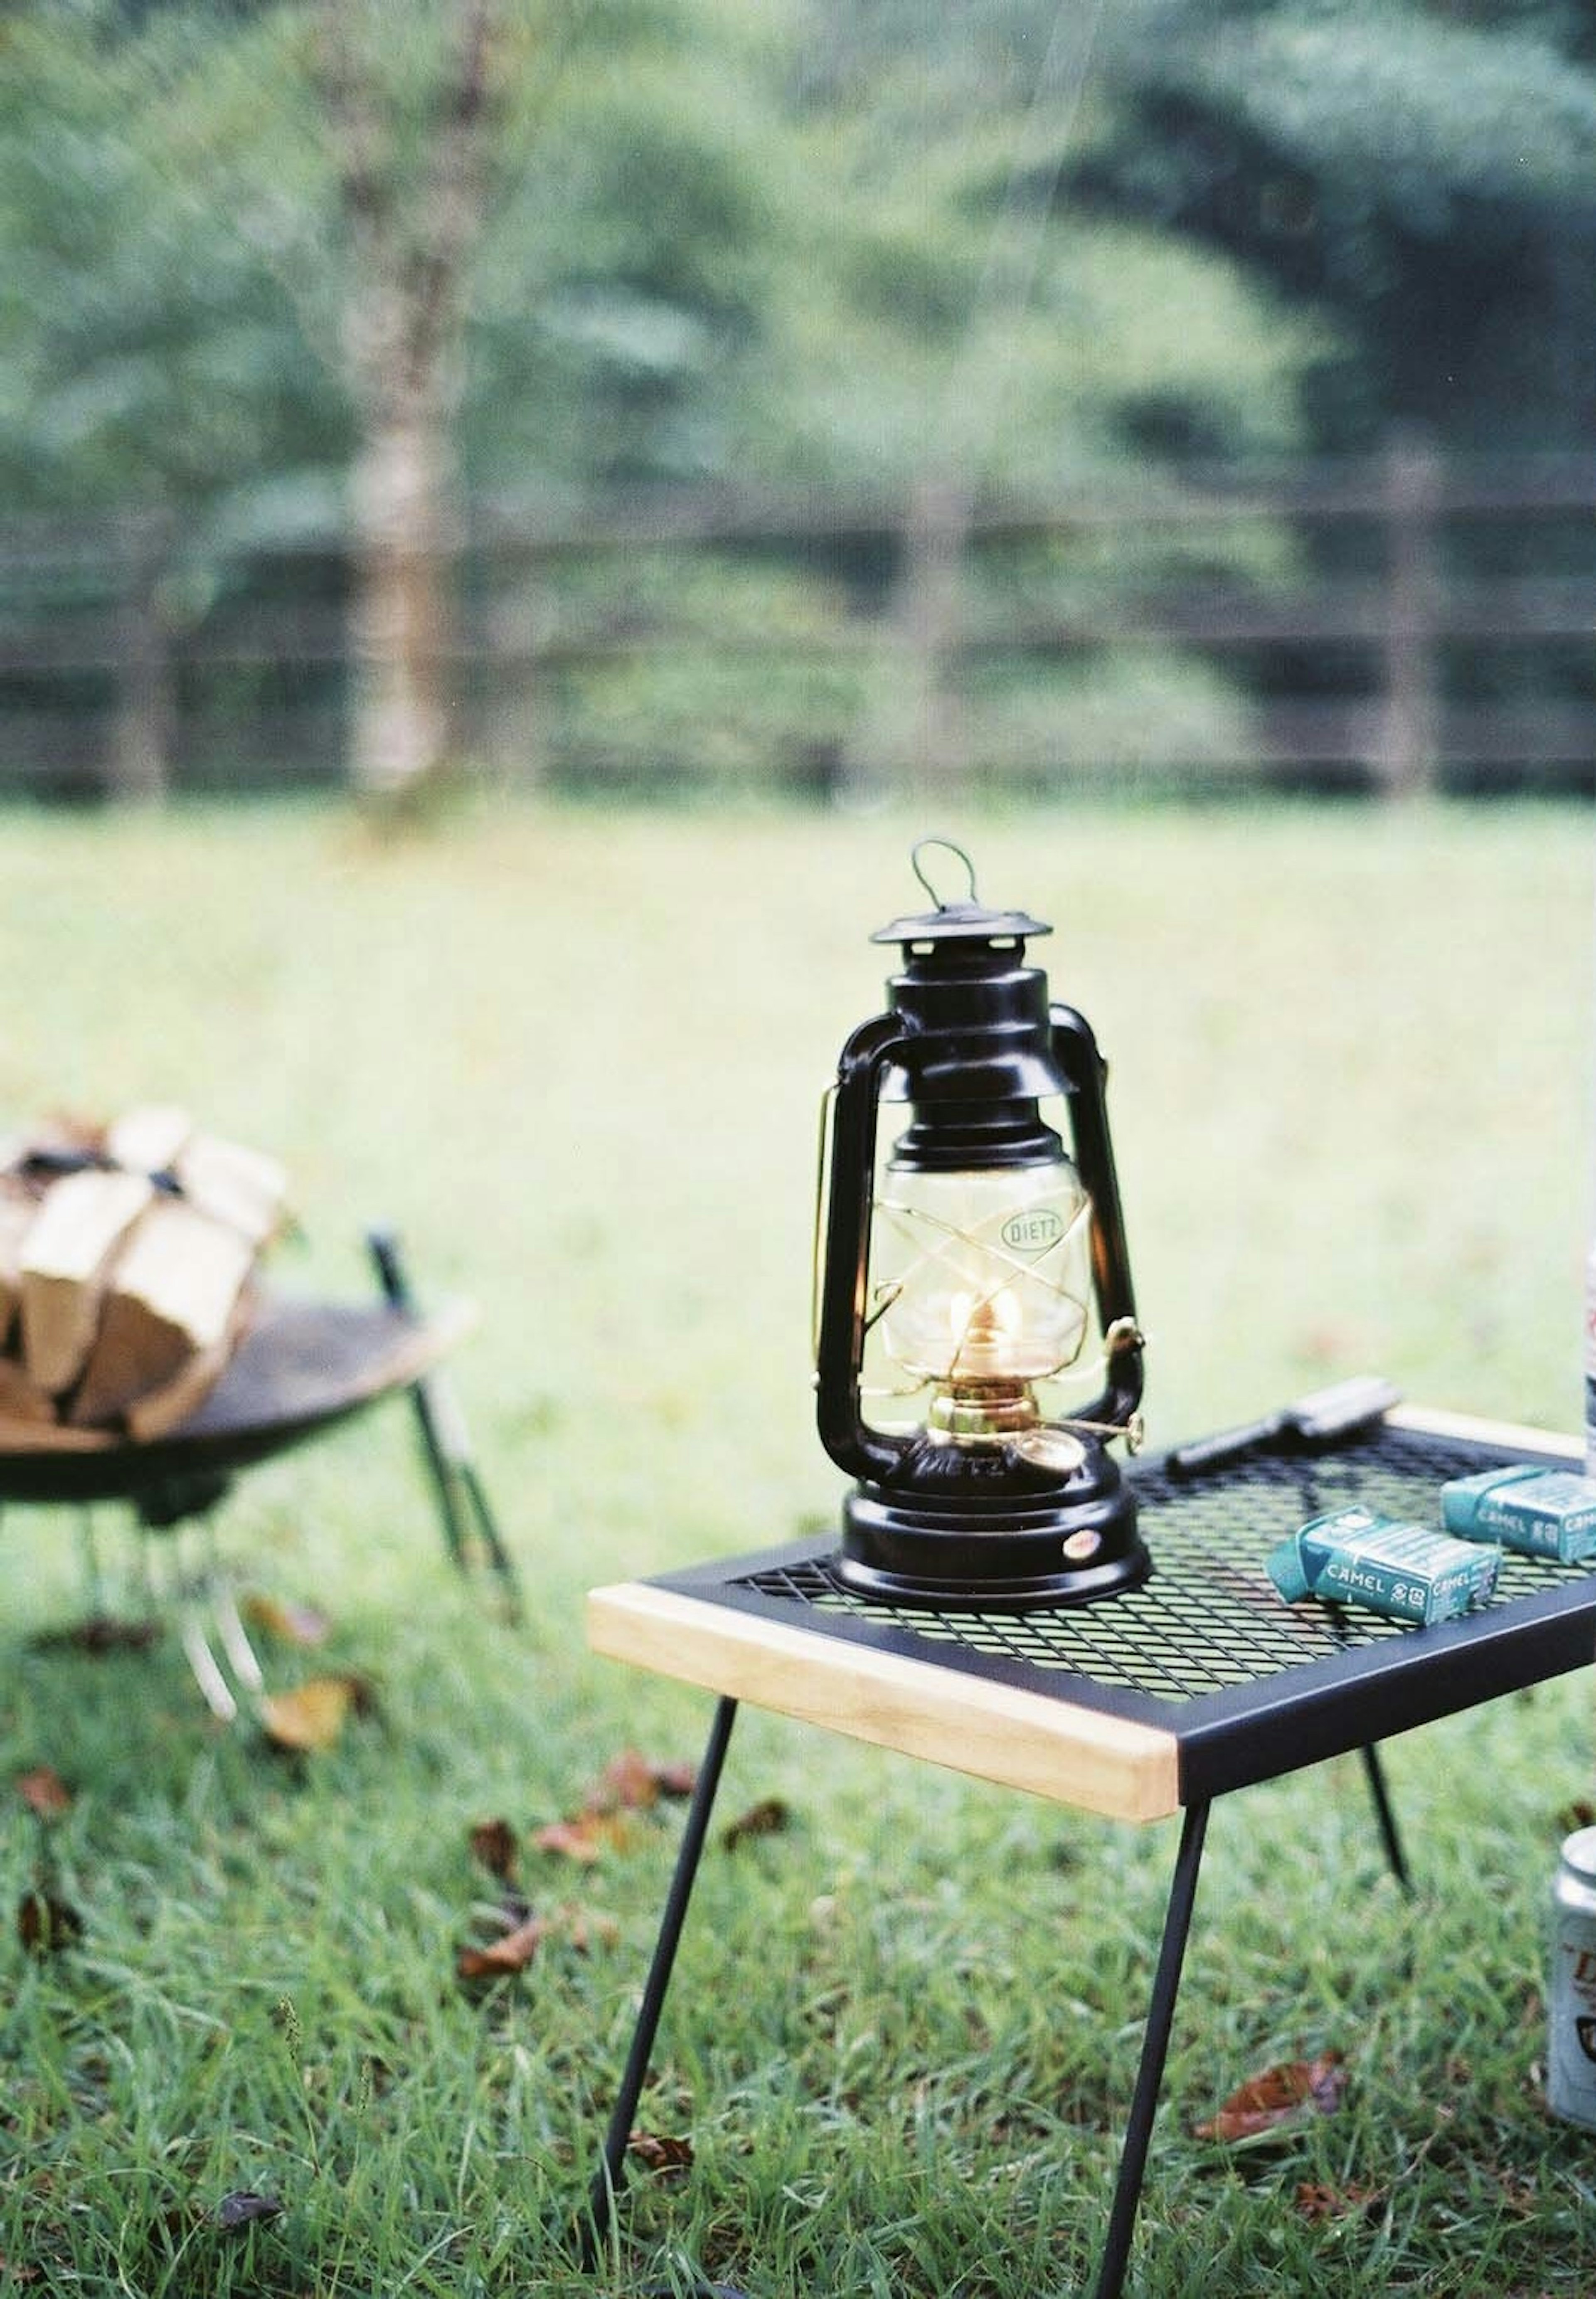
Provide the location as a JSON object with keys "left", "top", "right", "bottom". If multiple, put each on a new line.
{"left": 1090, "top": 1796, "right": 1210, "bottom": 2299}
{"left": 582, "top": 1694, "right": 739, "bottom": 2268}
{"left": 366, "top": 1227, "right": 522, "bottom": 1617}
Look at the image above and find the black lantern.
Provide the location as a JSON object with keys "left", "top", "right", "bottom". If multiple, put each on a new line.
{"left": 814, "top": 841, "right": 1150, "bottom": 1611}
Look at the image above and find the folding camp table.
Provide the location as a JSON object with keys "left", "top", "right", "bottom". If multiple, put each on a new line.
{"left": 585, "top": 1402, "right": 1587, "bottom": 2297}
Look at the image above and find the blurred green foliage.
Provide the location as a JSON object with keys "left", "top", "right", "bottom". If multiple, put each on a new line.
{"left": 0, "top": 0, "right": 1320, "bottom": 528}
{"left": 0, "top": 0, "right": 1591, "bottom": 793}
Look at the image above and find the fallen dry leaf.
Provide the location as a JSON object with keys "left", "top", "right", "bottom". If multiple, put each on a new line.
{"left": 260, "top": 1675, "right": 373, "bottom": 1754}
{"left": 469, "top": 1818, "right": 519, "bottom": 1883}
{"left": 241, "top": 1594, "right": 330, "bottom": 1648}
{"left": 588, "top": 1749, "right": 697, "bottom": 1812}
{"left": 590, "top": 1748, "right": 663, "bottom": 1812}
{"left": 627, "top": 2129, "right": 695, "bottom": 2178}
{"left": 532, "top": 1811, "right": 633, "bottom": 1864}
{"left": 563, "top": 1905, "right": 621, "bottom": 1953}
{"left": 1195, "top": 2052, "right": 1347, "bottom": 2143}
{"left": 14, "top": 1767, "right": 72, "bottom": 1819}
{"left": 30, "top": 1615, "right": 160, "bottom": 1656}
{"left": 457, "top": 1901, "right": 620, "bottom": 1983}
{"left": 17, "top": 1887, "right": 84, "bottom": 1956}
{"left": 722, "top": 1796, "right": 791, "bottom": 1851}
{"left": 649, "top": 1759, "right": 697, "bottom": 1800}
{"left": 213, "top": 2191, "right": 284, "bottom": 2232}
{"left": 457, "top": 1912, "right": 556, "bottom": 1981}
{"left": 1295, "top": 2179, "right": 1378, "bottom": 2223}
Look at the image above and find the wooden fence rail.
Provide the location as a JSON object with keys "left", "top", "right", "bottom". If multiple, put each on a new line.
{"left": 1, "top": 436, "right": 1593, "bottom": 801}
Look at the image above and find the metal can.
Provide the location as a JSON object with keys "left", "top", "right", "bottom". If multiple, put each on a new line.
{"left": 1549, "top": 1826, "right": 1596, "bottom": 2128}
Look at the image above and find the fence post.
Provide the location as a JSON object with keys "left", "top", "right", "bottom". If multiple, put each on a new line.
{"left": 1377, "top": 426, "right": 1443, "bottom": 799}
{"left": 109, "top": 509, "right": 172, "bottom": 804}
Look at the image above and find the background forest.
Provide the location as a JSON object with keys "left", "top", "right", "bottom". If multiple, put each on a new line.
{"left": 0, "top": 0, "right": 1593, "bottom": 802}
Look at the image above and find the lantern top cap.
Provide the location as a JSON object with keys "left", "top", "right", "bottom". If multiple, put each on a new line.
{"left": 869, "top": 837, "right": 1052, "bottom": 949}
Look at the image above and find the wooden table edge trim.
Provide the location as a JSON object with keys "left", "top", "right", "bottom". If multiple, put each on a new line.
{"left": 586, "top": 1580, "right": 1182, "bottom": 1823}
{"left": 1385, "top": 1403, "right": 1582, "bottom": 1459}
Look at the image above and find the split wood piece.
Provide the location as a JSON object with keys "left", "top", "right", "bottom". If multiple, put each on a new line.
{"left": 0, "top": 1354, "right": 56, "bottom": 1427}
{"left": 108, "top": 1104, "right": 288, "bottom": 1247}
{"left": 71, "top": 1197, "right": 256, "bottom": 1429}
{"left": 104, "top": 1103, "right": 191, "bottom": 1176}
{"left": 177, "top": 1132, "right": 287, "bottom": 1247}
{"left": 19, "top": 1168, "right": 154, "bottom": 1395}
{"left": 0, "top": 1187, "right": 36, "bottom": 1348}
{"left": 125, "top": 1284, "right": 257, "bottom": 1441}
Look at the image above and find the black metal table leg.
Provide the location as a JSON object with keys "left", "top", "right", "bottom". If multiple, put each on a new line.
{"left": 1358, "top": 1743, "right": 1411, "bottom": 1891}
{"left": 582, "top": 1695, "right": 739, "bottom": 2268}
{"left": 1090, "top": 1798, "right": 1210, "bottom": 2299}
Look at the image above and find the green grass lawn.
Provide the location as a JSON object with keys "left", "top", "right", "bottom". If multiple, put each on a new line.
{"left": 1, "top": 792, "right": 1594, "bottom": 2297}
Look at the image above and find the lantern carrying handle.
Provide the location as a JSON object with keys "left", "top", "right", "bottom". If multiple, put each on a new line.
{"left": 1050, "top": 1001, "right": 1145, "bottom": 1432}
{"left": 910, "top": 836, "right": 979, "bottom": 912}
{"left": 814, "top": 1011, "right": 914, "bottom": 1484}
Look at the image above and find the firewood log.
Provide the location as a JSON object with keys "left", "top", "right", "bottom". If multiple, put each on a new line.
{"left": 105, "top": 1103, "right": 192, "bottom": 1178}
{"left": 109, "top": 1105, "right": 288, "bottom": 1247}
{"left": 71, "top": 1195, "right": 255, "bottom": 1428}
{"left": 174, "top": 1131, "right": 287, "bottom": 1247}
{"left": 19, "top": 1168, "right": 154, "bottom": 1395}
{"left": 0, "top": 1185, "right": 35, "bottom": 1349}
{"left": 125, "top": 1285, "right": 256, "bottom": 1441}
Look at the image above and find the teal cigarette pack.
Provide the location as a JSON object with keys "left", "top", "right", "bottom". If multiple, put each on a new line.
{"left": 1439, "top": 1464, "right": 1596, "bottom": 1564}
{"left": 1267, "top": 1504, "right": 1500, "bottom": 1625}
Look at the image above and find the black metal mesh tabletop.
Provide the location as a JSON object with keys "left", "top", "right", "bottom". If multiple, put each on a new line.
{"left": 591, "top": 1413, "right": 1596, "bottom": 1809}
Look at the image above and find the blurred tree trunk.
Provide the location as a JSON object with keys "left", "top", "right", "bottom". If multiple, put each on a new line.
{"left": 323, "top": 0, "right": 498, "bottom": 808}
{"left": 347, "top": 383, "right": 458, "bottom": 805}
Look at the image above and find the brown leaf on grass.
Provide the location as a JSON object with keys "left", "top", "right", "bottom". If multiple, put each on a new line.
{"left": 260, "top": 1674, "right": 374, "bottom": 1754}
{"left": 1295, "top": 2179, "right": 1378, "bottom": 2223}
{"left": 213, "top": 2191, "right": 285, "bottom": 2232}
{"left": 456, "top": 1901, "right": 620, "bottom": 1982}
{"left": 532, "top": 1811, "right": 633, "bottom": 1864}
{"left": 722, "top": 1796, "right": 791, "bottom": 1851}
{"left": 649, "top": 1759, "right": 697, "bottom": 1800}
{"left": 0, "top": 2256, "right": 41, "bottom": 2284}
{"left": 626, "top": 2129, "right": 694, "bottom": 2178}
{"left": 590, "top": 1748, "right": 663, "bottom": 1812}
{"left": 241, "top": 1593, "right": 330, "bottom": 1648}
{"left": 457, "top": 1911, "right": 557, "bottom": 1981}
{"left": 564, "top": 1905, "right": 621, "bottom": 1953}
{"left": 1194, "top": 2051, "right": 1346, "bottom": 2142}
{"left": 588, "top": 1748, "right": 696, "bottom": 1813}
{"left": 17, "top": 1887, "right": 84, "bottom": 1956}
{"left": 469, "top": 1818, "right": 519, "bottom": 1883}
{"left": 30, "top": 1615, "right": 160, "bottom": 1656}
{"left": 14, "top": 1767, "right": 72, "bottom": 1819}
{"left": 1557, "top": 1799, "right": 1596, "bottom": 1836}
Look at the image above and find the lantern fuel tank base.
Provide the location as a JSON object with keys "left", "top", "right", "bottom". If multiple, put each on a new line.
{"left": 835, "top": 1475, "right": 1150, "bottom": 1613}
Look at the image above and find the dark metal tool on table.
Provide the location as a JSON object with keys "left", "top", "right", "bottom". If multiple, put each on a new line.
{"left": 1165, "top": 1374, "right": 1402, "bottom": 1478}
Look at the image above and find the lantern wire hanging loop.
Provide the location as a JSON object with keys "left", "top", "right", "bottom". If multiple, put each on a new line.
{"left": 910, "top": 835, "right": 980, "bottom": 912}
